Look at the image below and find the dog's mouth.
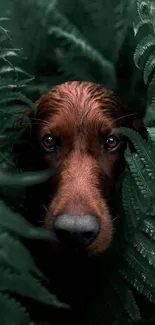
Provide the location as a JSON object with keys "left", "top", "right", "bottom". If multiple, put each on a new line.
{"left": 30, "top": 212, "right": 117, "bottom": 305}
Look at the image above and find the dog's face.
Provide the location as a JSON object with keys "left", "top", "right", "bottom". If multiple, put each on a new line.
{"left": 26, "top": 81, "right": 146, "bottom": 256}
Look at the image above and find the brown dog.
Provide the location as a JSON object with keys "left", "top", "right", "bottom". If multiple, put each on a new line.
{"left": 19, "top": 81, "right": 147, "bottom": 324}
{"left": 23, "top": 81, "right": 147, "bottom": 256}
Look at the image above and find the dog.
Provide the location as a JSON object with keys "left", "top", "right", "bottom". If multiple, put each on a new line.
{"left": 18, "top": 81, "right": 147, "bottom": 324}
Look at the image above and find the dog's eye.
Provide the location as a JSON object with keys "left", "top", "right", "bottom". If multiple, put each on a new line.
{"left": 104, "top": 135, "right": 120, "bottom": 152}
{"left": 41, "top": 134, "right": 59, "bottom": 153}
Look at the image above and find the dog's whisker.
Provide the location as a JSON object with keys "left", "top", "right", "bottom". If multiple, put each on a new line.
{"left": 40, "top": 201, "right": 48, "bottom": 213}
{"left": 112, "top": 216, "right": 119, "bottom": 223}
{"left": 113, "top": 112, "right": 138, "bottom": 123}
{"left": 37, "top": 219, "right": 45, "bottom": 225}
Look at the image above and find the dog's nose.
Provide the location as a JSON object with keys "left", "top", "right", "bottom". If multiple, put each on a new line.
{"left": 53, "top": 214, "right": 100, "bottom": 248}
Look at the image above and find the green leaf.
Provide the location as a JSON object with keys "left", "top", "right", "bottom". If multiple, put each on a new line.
{"left": 141, "top": 217, "right": 155, "bottom": 240}
{"left": 0, "top": 266, "right": 69, "bottom": 308}
{"left": 0, "top": 200, "right": 53, "bottom": 240}
{"left": 0, "top": 167, "right": 56, "bottom": 187}
{"left": 143, "top": 51, "right": 155, "bottom": 84}
{"left": 124, "top": 146, "right": 154, "bottom": 198}
{"left": 0, "top": 230, "right": 42, "bottom": 275}
{"left": 133, "top": 232, "right": 155, "bottom": 267}
{"left": 0, "top": 292, "right": 30, "bottom": 325}
{"left": 134, "top": 35, "right": 155, "bottom": 68}
{"left": 116, "top": 127, "right": 155, "bottom": 182}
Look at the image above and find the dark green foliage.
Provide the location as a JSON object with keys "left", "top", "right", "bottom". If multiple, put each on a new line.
{"left": 0, "top": 200, "right": 69, "bottom": 325}
{"left": 0, "top": 0, "right": 137, "bottom": 98}
{"left": 133, "top": 0, "right": 155, "bottom": 126}
{"left": 1, "top": 0, "right": 155, "bottom": 325}
{"left": 113, "top": 127, "right": 155, "bottom": 323}
{"left": 0, "top": 18, "right": 64, "bottom": 324}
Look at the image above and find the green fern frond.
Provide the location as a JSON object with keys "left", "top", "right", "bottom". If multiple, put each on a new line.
{"left": 116, "top": 101, "right": 155, "bottom": 313}
{"left": 0, "top": 24, "right": 11, "bottom": 40}
{"left": 48, "top": 25, "right": 116, "bottom": 88}
{"left": 0, "top": 168, "right": 56, "bottom": 187}
{"left": 0, "top": 91, "right": 37, "bottom": 110}
{"left": 104, "top": 273, "right": 140, "bottom": 325}
{"left": 146, "top": 95, "right": 155, "bottom": 120}
{"left": 133, "top": 19, "right": 153, "bottom": 37}
{"left": 0, "top": 200, "right": 53, "bottom": 240}
{"left": 116, "top": 127, "right": 155, "bottom": 182}
{"left": 134, "top": 35, "right": 155, "bottom": 68}
{"left": 121, "top": 245, "right": 152, "bottom": 279}
{"left": 133, "top": 232, "right": 155, "bottom": 266}
{"left": 119, "top": 263, "right": 155, "bottom": 304}
{"left": 109, "top": 272, "right": 141, "bottom": 323}
{"left": 57, "top": 0, "right": 133, "bottom": 64}
{"left": 0, "top": 47, "right": 22, "bottom": 60}
{"left": 0, "top": 292, "right": 31, "bottom": 325}
{"left": 136, "top": 0, "right": 150, "bottom": 20}
{"left": 147, "top": 72, "right": 155, "bottom": 104}
{"left": 0, "top": 21, "right": 58, "bottom": 194}
{"left": 133, "top": 0, "right": 155, "bottom": 125}
{"left": 0, "top": 200, "right": 69, "bottom": 324}
{"left": 120, "top": 243, "right": 155, "bottom": 297}
{"left": 0, "top": 0, "right": 135, "bottom": 93}
{"left": 0, "top": 266, "right": 67, "bottom": 308}
{"left": 122, "top": 171, "right": 151, "bottom": 236}
{"left": 141, "top": 217, "right": 155, "bottom": 240}
{"left": 144, "top": 51, "right": 155, "bottom": 84}
{"left": 122, "top": 173, "right": 142, "bottom": 229}
{"left": 0, "top": 76, "right": 33, "bottom": 91}
{"left": 124, "top": 146, "right": 154, "bottom": 198}
{"left": 0, "top": 230, "right": 42, "bottom": 275}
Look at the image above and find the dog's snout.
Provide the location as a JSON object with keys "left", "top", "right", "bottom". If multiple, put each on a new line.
{"left": 53, "top": 214, "right": 100, "bottom": 248}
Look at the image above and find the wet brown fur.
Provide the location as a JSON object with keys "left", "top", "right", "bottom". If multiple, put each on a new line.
{"left": 26, "top": 81, "right": 147, "bottom": 256}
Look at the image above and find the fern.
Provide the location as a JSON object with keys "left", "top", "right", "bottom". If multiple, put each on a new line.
{"left": 142, "top": 217, "right": 155, "bottom": 240}
{"left": 48, "top": 26, "right": 116, "bottom": 87}
{"left": 133, "top": 233, "right": 155, "bottom": 266}
{"left": 124, "top": 148, "right": 154, "bottom": 198}
{"left": 108, "top": 272, "right": 141, "bottom": 323}
{"left": 0, "top": 200, "right": 69, "bottom": 325}
{"left": 134, "top": 35, "right": 155, "bottom": 69}
{"left": 1, "top": 1, "right": 155, "bottom": 324}
{"left": 0, "top": 168, "right": 55, "bottom": 187}
{"left": 115, "top": 125, "right": 155, "bottom": 314}
{"left": 0, "top": 0, "right": 137, "bottom": 95}
{"left": 0, "top": 292, "right": 31, "bottom": 325}
{"left": 143, "top": 51, "right": 155, "bottom": 84}
{"left": 0, "top": 19, "right": 69, "bottom": 324}
{"left": 122, "top": 172, "right": 141, "bottom": 229}
{"left": 119, "top": 263, "right": 155, "bottom": 303}
{"left": 0, "top": 20, "right": 56, "bottom": 201}
{"left": 133, "top": 0, "right": 155, "bottom": 125}
{"left": 116, "top": 127, "right": 155, "bottom": 181}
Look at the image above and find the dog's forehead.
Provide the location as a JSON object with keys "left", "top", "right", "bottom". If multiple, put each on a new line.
{"left": 36, "top": 82, "right": 127, "bottom": 137}
{"left": 38, "top": 101, "right": 114, "bottom": 138}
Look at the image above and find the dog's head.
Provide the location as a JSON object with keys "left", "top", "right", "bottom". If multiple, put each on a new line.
{"left": 24, "top": 81, "right": 147, "bottom": 256}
